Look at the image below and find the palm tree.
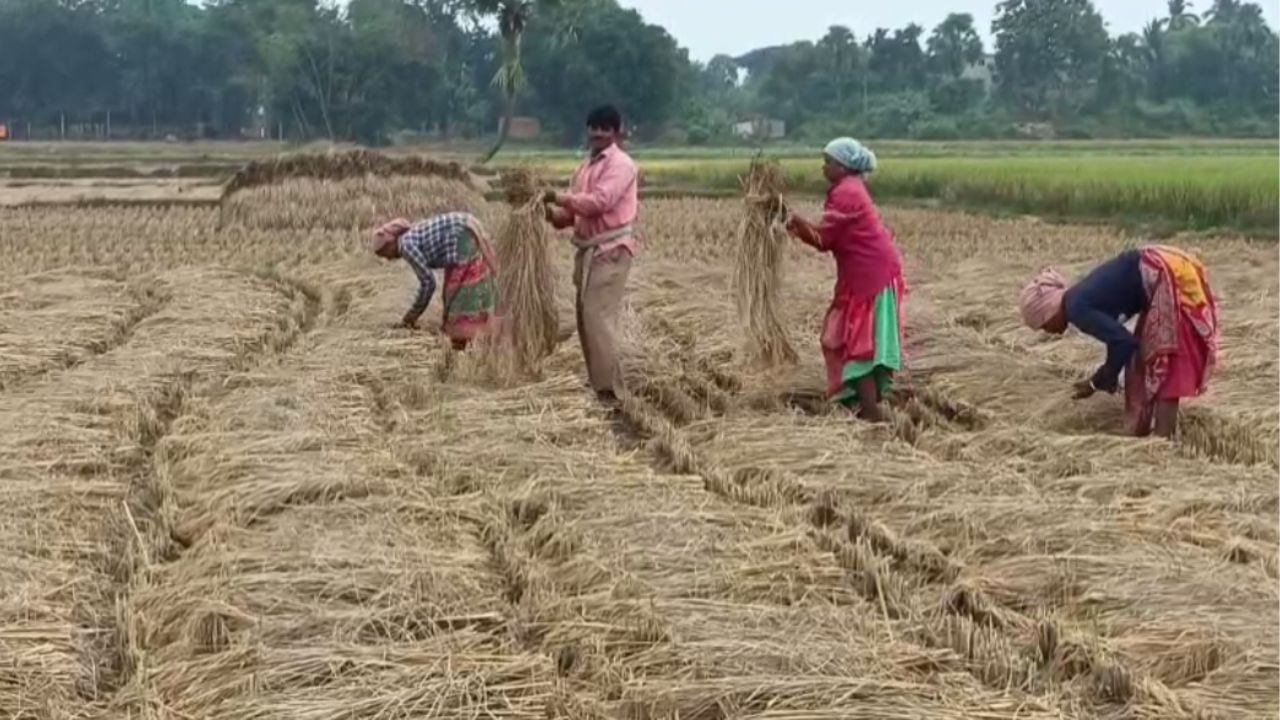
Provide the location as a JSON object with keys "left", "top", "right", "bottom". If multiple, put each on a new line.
{"left": 927, "top": 13, "right": 984, "bottom": 79}
{"left": 819, "top": 25, "right": 857, "bottom": 105}
{"left": 1204, "top": 0, "right": 1271, "bottom": 104}
{"left": 1166, "top": 0, "right": 1200, "bottom": 31}
{"left": 469, "top": 0, "right": 566, "bottom": 164}
{"left": 1204, "top": 0, "right": 1241, "bottom": 25}
{"left": 1141, "top": 19, "right": 1167, "bottom": 99}
{"left": 1106, "top": 33, "right": 1147, "bottom": 103}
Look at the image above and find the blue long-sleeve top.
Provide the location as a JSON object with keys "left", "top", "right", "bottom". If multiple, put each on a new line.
{"left": 1063, "top": 249, "right": 1146, "bottom": 393}
{"left": 397, "top": 212, "right": 469, "bottom": 321}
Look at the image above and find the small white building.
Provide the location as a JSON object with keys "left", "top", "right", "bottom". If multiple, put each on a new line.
{"left": 732, "top": 117, "right": 785, "bottom": 140}
{"left": 961, "top": 54, "right": 995, "bottom": 93}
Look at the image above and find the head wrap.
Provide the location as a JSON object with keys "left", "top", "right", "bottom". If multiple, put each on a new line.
{"left": 1019, "top": 267, "right": 1069, "bottom": 330}
{"left": 370, "top": 218, "right": 411, "bottom": 254}
{"left": 824, "top": 137, "right": 877, "bottom": 174}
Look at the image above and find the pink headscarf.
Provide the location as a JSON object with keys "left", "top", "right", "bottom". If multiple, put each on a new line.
{"left": 1019, "top": 267, "right": 1069, "bottom": 330}
{"left": 370, "top": 218, "right": 412, "bottom": 254}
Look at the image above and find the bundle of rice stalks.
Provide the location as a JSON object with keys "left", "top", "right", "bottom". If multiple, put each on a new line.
{"left": 733, "top": 157, "right": 797, "bottom": 365}
{"left": 493, "top": 168, "right": 560, "bottom": 373}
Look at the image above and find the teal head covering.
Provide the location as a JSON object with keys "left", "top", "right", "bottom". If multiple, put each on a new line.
{"left": 823, "top": 137, "right": 877, "bottom": 174}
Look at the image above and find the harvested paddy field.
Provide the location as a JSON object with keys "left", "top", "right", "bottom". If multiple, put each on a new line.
{"left": 0, "top": 178, "right": 222, "bottom": 207}
{"left": 0, "top": 175, "right": 1276, "bottom": 719}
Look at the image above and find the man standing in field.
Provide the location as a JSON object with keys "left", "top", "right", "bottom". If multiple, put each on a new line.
{"left": 543, "top": 105, "right": 639, "bottom": 407}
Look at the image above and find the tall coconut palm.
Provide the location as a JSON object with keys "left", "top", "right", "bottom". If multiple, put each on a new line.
{"left": 1104, "top": 33, "right": 1148, "bottom": 104}
{"left": 469, "top": 0, "right": 567, "bottom": 164}
{"left": 1204, "top": 0, "right": 1241, "bottom": 24}
{"left": 818, "top": 25, "right": 858, "bottom": 105}
{"left": 1166, "top": 0, "right": 1201, "bottom": 31}
{"left": 1141, "top": 18, "right": 1168, "bottom": 98}
{"left": 926, "top": 12, "right": 985, "bottom": 79}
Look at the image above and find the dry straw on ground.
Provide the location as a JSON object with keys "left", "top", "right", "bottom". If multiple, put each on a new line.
{"left": 0, "top": 268, "right": 307, "bottom": 718}
{"left": 734, "top": 157, "right": 798, "bottom": 365}
{"left": 492, "top": 168, "right": 560, "bottom": 373}
{"left": 1, "top": 183, "right": 1277, "bottom": 720}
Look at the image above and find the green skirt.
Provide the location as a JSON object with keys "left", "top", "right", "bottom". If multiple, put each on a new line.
{"left": 829, "top": 284, "right": 903, "bottom": 408}
{"left": 442, "top": 227, "right": 497, "bottom": 342}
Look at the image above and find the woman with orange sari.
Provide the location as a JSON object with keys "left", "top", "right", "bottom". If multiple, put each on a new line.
{"left": 1019, "top": 245, "right": 1220, "bottom": 438}
{"left": 371, "top": 212, "right": 498, "bottom": 350}
{"left": 785, "top": 138, "right": 907, "bottom": 422}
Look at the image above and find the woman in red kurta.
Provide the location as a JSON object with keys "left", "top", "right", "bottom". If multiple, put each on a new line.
{"left": 785, "top": 138, "right": 906, "bottom": 422}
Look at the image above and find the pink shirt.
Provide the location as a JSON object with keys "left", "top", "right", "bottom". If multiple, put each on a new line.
{"left": 556, "top": 143, "right": 639, "bottom": 257}
{"left": 820, "top": 175, "right": 902, "bottom": 302}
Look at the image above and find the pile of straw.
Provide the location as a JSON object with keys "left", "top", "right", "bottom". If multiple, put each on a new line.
{"left": 220, "top": 148, "right": 473, "bottom": 201}
{"left": 219, "top": 175, "right": 488, "bottom": 231}
{"left": 733, "top": 157, "right": 797, "bottom": 365}
{"left": 493, "top": 168, "right": 559, "bottom": 372}
{"left": 218, "top": 149, "right": 488, "bottom": 230}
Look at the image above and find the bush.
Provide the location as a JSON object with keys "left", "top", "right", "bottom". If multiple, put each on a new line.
{"left": 929, "top": 78, "right": 986, "bottom": 115}
{"left": 1058, "top": 123, "right": 1095, "bottom": 140}
{"left": 954, "top": 110, "right": 1014, "bottom": 139}
{"left": 1213, "top": 112, "right": 1278, "bottom": 139}
{"left": 909, "top": 117, "right": 961, "bottom": 140}
{"left": 656, "top": 126, "right": 690, "bottom": 145}
{"left": 686, "top": 124, "right": 713, "bottom": 146}
{"left": 793, "top": 117, "right": 862, "bottom": 143}
{"left": 1133, "top": 99, "right": 1213, "bottom": 135}
{"left": 863, "top": 92, "right": 933, "bottom": 137}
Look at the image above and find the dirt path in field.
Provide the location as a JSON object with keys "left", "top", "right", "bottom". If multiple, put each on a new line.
{"left": 0, "top": 200, "right": 1275, "bottom": 719}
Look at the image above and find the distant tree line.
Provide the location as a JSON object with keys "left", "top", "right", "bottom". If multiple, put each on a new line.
{"left": 701, "top": 0, "right": 1278, "bottom": 141}
{"left": 0, "top": 0, "right": 1274, "bottom": 146}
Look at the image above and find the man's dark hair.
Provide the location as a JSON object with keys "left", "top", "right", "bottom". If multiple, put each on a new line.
{"left": 585, "top": 105, "right": 622, "bottom": 133}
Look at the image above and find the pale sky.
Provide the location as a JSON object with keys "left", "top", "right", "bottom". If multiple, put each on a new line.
{"left": 615, "top": 0, "right": 1279, "bottom": 62}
